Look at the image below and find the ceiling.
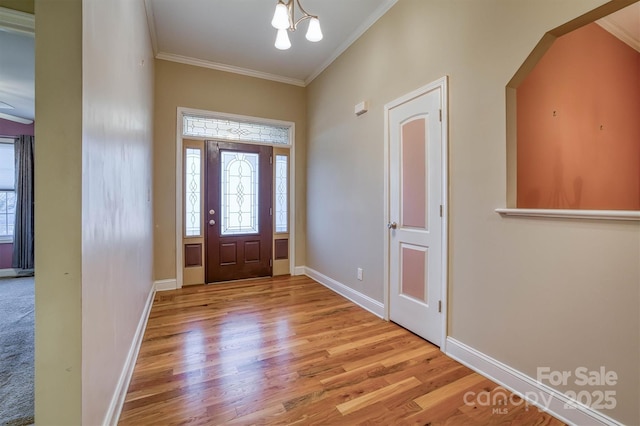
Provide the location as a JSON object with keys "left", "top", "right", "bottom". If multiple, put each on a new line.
{"left": 146, "top": 0, "right": 397, "bottom": 86}
{"left": 596, "top": 1, "right": 640, "bottom": 52}
{"left": 0, "top": 1, "right": 638, "bottom": 124}
{"left": 0, "top": 20, "right": 34, "bottom": 123}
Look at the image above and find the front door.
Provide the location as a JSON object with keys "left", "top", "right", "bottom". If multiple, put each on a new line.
{"left": 205, "top": 141, "right": 272, "bottom": 283}
{"left": 388, "top": 82, "right": 445, "bottom": 346}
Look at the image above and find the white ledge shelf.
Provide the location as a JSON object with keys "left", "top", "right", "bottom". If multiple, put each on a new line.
{"left": 495, "top": 208, "right": 640, "bottom": 221}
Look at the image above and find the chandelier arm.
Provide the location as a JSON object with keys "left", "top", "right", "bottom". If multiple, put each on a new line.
{"left": 295, "top": 0, "right": 312, "bottom": 18}
{"left": 286, "top": 0, "right": 295, "bottom": 30}
{"left": 292, "top": 0, "right": 317, "bottom": 30}
{"left": 293, "top": 14, "right": 315, "bottom": 30}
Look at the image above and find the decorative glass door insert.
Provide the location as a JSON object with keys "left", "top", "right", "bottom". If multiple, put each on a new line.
{"left": 220, "top": 151, "right": 259, "bottom": 235}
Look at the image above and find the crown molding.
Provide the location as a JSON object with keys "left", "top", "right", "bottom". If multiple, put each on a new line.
{"left": 596, "top": 18, "right": 640, "bottom": 53}
{"left": 0, "top": 112, "right": 33, "bottom": 125}
{"left": 156, "top": 52, "right": 306, "bottom": 87}
{"left": 304, "top": 0, "right": 398, "bottom": 85}
{"left": 144, "top": 0, "right": 304, "bottom": 87}
{"left": 145, "top": 0, "right": 397, "bottom": 87}
{"left": 0, "top": 6, "right": 34, "bottom": 36}
{"left": 143, "top": 0, "right": 159, "bottom": 55}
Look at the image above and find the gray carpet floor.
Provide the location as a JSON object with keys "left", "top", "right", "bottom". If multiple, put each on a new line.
{"left": 0, "top": 277, "right": 34, "bottom": 426}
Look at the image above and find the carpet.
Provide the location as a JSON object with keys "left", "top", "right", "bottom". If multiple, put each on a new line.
{"left": 0, "top": 277, "right": 34, "bottom": 426}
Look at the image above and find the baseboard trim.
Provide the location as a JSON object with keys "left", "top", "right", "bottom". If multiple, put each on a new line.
{"left": 293, "top": 266, "right": 306, "bottom": 276}
{"left": 304, "top": 267, "right": 384, "bottom": 318}
{"left": 445, "top": 337, "right": 623, "bottom": 426}
{"left": 155, "top": 278, "right": 178, "bottom": 291}
{"left": 103, "top": 282, "right": 156, "bottom": 426}
{"left": 0, "top": 268, "right": 32, "bottom": 278}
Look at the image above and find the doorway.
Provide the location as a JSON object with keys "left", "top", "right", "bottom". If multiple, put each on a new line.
{"left": 205, "top": 141, "right": 273, "bottom": 282}
{"left": 176, "top": 109, "right": 295, "bottom": 287}
{"left": 0, "top": 6, "right": 35, "bottom": 425}
{"left": 384, "top": 77, "right": 449, "bottom": 347}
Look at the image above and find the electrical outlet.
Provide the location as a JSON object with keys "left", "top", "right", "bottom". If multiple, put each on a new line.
{"left": 357, "top": 268, "right": 363, "bottom": 281}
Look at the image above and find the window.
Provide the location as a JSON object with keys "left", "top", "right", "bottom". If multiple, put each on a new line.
{"left": 183, "top": 115, "right": 291, "bottom": 145}
{"left": 185, "top": 147, "right": 202, "bottom": 237}
{"left": 274, "top": 154, "right": 288, "bottom": 233}
{"left": 220, "top": 151, "right": 260, "bottom": 235}
{"left": 0, "top": 140, "right": 15, "bottom": 240}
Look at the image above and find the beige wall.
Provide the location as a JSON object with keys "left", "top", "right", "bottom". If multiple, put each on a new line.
{"left": 0, "top": 0, "right": 34, "bottom": 14}
{"left": 81, "top": 0, "right": 154, "bottom": 424}
{"left": 35, "top": 0, "right": 155, "bottom": 423}
{"left": 153, "top": 60, "right": 306, "bottom": 282}
{"left": 306, "top": 1, "right": 639, "bottom": 424}
{"left": 35, "top": 0, "right": 82, "bottom": 422}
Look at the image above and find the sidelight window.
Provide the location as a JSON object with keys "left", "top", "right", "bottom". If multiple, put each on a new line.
{"left": 274, "top": 155, "right": 288, "bottom": 233}
{"left": 185, "top": 147, "right": 202, "bottom": 237}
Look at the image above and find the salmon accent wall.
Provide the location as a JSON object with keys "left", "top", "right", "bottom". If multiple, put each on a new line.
{"left": 517, "top": 22, "right": 640, "bottom": 210}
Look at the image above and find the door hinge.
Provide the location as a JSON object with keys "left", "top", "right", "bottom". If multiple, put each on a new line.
{"left": 269, "top": 259, "right": 273, "bottom": 267}
{"left": 269, "top": 207, "right": 273, "bottom": 216}
{"left": 438, "top": 300, "right": 442, "bottom": 313}
{"left": 439, "top": 109, "right": 442, "bottom": 122}
{"left": 270, "top": 155, "right": 273, "bottom": 164}
{"left": 439, "top": 205, "right": 443, "bottom": 217}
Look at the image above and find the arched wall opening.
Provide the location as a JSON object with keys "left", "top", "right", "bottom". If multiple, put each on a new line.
{"left": 506, "top": 0, "right": 639, "bottom": 210}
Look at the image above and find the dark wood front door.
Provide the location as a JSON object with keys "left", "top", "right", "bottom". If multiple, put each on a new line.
{"left": 205, "top": 141, "right": 272, "bottom": 283}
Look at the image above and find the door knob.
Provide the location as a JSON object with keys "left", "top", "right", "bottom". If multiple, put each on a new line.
{"left": 209, "top": 219, "right": 215, "bottom": 226}
{"left": 387, "top": 222, "right": 397, "bottom": 229}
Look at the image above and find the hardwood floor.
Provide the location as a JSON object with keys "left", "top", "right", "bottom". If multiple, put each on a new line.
{"left": 119, "top": 275, "right": 563, "bottom": 425}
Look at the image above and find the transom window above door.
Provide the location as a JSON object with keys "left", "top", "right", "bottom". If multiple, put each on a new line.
{"left": 183, "top": 114, "right": 291, "bottom": 145}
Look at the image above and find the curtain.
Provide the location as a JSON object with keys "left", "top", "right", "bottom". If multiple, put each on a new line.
{"left": 12, "top": 135, "right": 34, "bottom": 270}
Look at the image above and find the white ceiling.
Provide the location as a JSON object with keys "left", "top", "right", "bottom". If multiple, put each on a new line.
{"left": 146, "top": 0, "right": 398, "bottom": 86}
{"left": 0, "top": 1, "right": 638, "bottom": 124}
{"left": 0, "top": 19, "right": 34, "bottom": 123}
{"left": 597, "top": 1, "right": 640, "bottom": 52}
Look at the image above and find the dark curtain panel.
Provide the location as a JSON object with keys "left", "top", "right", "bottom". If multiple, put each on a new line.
{"left": 12, "top": 135, "right": 34, "bottom": 270}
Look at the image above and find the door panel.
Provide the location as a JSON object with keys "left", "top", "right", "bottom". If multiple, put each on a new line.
{"left": 206, "top": 141, "right": 272, "bottom": 282}
{"left": 400, "top": 243, "right": 428, "bottom": 302}
{"left": 389, "top": 86, "right": 443, "bottom": 346}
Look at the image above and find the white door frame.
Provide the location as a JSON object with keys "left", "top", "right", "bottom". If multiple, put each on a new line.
{"left": 175, "top": 107, "right": 296, "bottom": 288}
{"left": 383, "top": 76, "right": 449, "bottom": 351}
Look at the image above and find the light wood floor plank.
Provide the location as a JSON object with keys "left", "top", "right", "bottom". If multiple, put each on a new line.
{"left": 336, "top": 376, "right": 422, "bottom": 414}
{"left": 119, "top": 276, "right": 564, "bottom": 425}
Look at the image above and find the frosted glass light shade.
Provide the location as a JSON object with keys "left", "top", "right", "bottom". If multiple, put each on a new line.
{"left": 271, "top": 2, "right": 289, "bottom": 30}
{"left": 275, "top": 28, "right": 291, "bottom": 50}
{"left": 305, "top": 17, "right": 322, "bottom": 42}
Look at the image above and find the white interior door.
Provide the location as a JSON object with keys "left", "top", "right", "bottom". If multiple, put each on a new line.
{"left": 388, "top": 82, "right": 445, "bottom": 346}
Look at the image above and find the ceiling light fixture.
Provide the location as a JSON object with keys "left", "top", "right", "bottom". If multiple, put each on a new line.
{"left": 271, "top": 0, "right": 323, "bottom": 50}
